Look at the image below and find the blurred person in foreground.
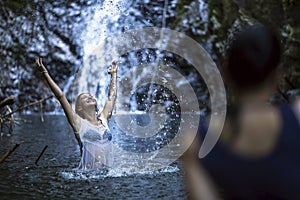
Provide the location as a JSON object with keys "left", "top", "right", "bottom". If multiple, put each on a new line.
{"left": 183, "top": 24, "right": 300, "bottom": 199}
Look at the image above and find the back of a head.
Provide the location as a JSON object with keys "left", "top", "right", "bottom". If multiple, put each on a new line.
{"left": 226, "top": 24, "right": 281, "bottom": 90}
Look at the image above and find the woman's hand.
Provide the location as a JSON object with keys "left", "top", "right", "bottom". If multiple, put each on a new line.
{"left": 107, "top": 61, "right": 118, "bottom": 74}
{"left": 35, "top": 58, "right": 48, "bottom": 73}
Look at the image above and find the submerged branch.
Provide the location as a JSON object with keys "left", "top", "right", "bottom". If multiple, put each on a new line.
{"left": 35, "top": 145, "right": 48, "bottom": 166}
{"left": 0, "top": 143, "right": 20, "bottom": 164}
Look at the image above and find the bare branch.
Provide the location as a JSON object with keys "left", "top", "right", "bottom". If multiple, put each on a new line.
{"left": 3, "top": 96, "right": 53, "bottom": 118}
{"left": 0, "top": 143, "right": 20, "bottom": 164}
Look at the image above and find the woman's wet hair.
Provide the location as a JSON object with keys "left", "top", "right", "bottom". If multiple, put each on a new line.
{"left": 226, "top": 24, "right": 281, "bottom": 90}
{"left": 75, "top": 93, "right": 85, "bottom": 118}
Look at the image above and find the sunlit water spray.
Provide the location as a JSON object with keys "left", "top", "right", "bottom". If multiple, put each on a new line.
{"left": 74, "top": 0, "right": 180, "bottom": 175}
{"left": 77, "top": 0, "right": 128, "bottom": 108}
{"left": 71, "top": 0, "right": 218, "bottom": 176}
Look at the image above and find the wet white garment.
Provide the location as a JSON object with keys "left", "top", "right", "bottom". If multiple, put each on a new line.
{"left": 77, "top": 118, "right": 113, "bottom": 169}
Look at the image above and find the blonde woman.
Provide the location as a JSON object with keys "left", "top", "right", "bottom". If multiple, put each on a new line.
{"left": 36, "top": 58, "right": 117, "bottom": 169}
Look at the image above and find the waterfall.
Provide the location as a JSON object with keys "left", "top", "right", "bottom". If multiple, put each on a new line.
{"left": 76, "top": 0, "right": 128, "bottom": 108}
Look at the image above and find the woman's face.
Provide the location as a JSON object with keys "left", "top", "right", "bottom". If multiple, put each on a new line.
{"left": 78, "top": 93, "right": 97, "bottom": 108}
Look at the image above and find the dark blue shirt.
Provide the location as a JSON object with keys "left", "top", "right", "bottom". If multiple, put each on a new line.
{"left": 199, "top": 104, "right": 300, "bottom": 200}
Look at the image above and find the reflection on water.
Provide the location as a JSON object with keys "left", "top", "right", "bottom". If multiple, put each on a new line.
{"left": 0, "top": 114, "right": 187, "bottom": 199}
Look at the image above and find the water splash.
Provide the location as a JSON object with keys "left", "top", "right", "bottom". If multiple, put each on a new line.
{"left": 77, "top": 0, "right": 128, "bottom": 108}
{"left": 74, "top": 0, "right": 205, "bottom": 173}
{"left": 60, "top": 165, "right": 180, "bottom": 180}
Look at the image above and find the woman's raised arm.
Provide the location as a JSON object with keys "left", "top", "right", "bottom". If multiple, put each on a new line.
{"left": 36, "top": 58, "right": 81, "bottom": 132}
{"left": 100, "top": 61, "right": 118, "bottom": 124}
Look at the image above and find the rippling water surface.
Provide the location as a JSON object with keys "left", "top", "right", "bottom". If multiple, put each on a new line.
{"left": 0, "top": 114, "right": 187, "bottom": 199}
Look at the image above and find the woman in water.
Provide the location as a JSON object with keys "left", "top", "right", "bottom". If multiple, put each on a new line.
{"left": 184, "top": 24, "right": 300, "bottom": 199}
{"left": 36, "top": 58, "right": 117, "bottom": 169}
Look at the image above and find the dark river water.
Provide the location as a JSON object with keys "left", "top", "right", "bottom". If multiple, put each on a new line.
{"left": 0, "top": 114, "right": 188, "bottom": 199}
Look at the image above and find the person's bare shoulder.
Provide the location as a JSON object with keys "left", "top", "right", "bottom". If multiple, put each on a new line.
{"left": 294, "top": 97, "right": 300, "bottom": 123}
